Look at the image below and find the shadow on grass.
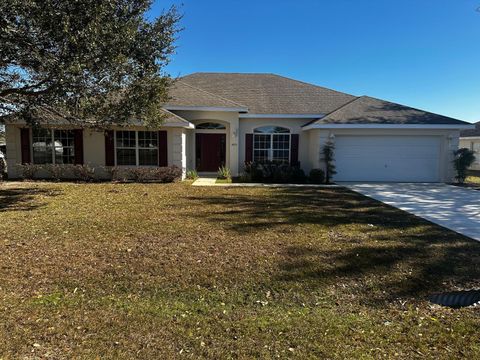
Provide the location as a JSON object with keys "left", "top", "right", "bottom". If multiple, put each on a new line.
{"left": 277, "top": 237, "right": 480, "bottom": 306}
{"left": 186, "top": 187, "right": 428, "bottom": 232}
{"left": 186, "top": 187, "right": 480, "bottom": 305}
{"left": 0, "top": 186, "right": 60, "bottom": 212}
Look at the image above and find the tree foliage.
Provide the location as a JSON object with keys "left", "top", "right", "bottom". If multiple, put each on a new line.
{"left": 322, "top": 140, "right": 336, "bottom": 184}
{"left": 453, "top": 148, "right": 476, "bottom": 183}
{"left": 0, "top": 0, "right": 181, "bottom": 127}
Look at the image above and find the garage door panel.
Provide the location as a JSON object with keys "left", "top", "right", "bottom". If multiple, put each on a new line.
{"left": 334, "top": 136, "right": 441, "bottom": 182}
{"left": 338, "top": 148, "right": 439, "bottom": 159}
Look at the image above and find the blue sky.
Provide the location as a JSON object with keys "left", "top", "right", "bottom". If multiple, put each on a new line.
{"left": 150, "top": 0, "right": 480, "bottom": 122}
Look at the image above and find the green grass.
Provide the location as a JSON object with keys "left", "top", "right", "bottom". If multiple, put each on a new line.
{"left": 215, "top": 178, "right": 232, "bottom": 184}
{"left": 0, "top": 181, "right": 479, "bottom": 359}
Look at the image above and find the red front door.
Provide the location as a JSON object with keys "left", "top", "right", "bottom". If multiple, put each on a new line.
{"left": 196, "top": 133, "right": 226, "bottom": 172}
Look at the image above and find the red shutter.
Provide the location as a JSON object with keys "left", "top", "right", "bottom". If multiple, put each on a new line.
{"left": 104, "top": 130, "right": 115, "bottom": 166}
{"left": 73, "top": 129, "right": 84, "bottom": 165}
{"left": 290, "top": 134, "right": 299, "bottom": 166}
{"left": 245, "top": 133, "right": 253, "bottom": 163}
{"left": 20, "top": 128, "right": 31, "bottom": 164}
{"left": 158, "top": 130, "right": 168, "bottom": 166}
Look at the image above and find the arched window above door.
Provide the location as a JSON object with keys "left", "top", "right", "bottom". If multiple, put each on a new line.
{"left": 196, "top": 122, "right": 226, "bottom": 130}
{"left": 253, "top": 126, "right": 290, "bottom": 134}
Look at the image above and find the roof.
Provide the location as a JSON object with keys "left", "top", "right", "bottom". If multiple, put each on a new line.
{"left": 166, "top": 73, "right": 469, "bottom": 126}
{"left": 159, "top": 109, "right": 193, "bottom": 128}
{"left": 175, "top": 72, "right": 356, "bottom": 114}
{"left": 304, "top": 96, "right": 468, "bottom": 126}
{"left": 4, "top": 106, "right": 193, "bottom": 128}
{"left": 460, "top": 121, "right": 480, "bottom": 137}
{"left": 128, "top": 108, "right": 193, "bottom": 128}
{"left": 165, "top": 80, "right": 248, "bottom": 110}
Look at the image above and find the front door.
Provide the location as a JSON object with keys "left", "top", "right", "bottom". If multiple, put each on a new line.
{"left": 196, "top": 133, "right": 226, "bottom": 172}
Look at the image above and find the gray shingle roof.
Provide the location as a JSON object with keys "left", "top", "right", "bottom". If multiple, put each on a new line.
{"left": 121, "top": 109, "right": 193, "bottom": 127}
{"left": 460, "top": 121, "right": 480, "bottom": 137}
{"left": 178, "top": 72, "right": 356, "bottom": 114}
{"left": 304, "top": 96, "right": 467, "bottom": 126}
{"left": 165, "top": 80, "right": 247, "bottom": 109}
{"left": 164, "top": 72, "right": 469, "bottom": 126}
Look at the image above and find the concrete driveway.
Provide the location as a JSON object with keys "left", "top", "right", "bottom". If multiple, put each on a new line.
{"left": 343, "top": 183, "right": 480, "bottom": 242}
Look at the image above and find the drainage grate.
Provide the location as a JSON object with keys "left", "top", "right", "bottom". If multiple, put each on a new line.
{"left": 429, "top": 290, "right": 480, "bottom": 309}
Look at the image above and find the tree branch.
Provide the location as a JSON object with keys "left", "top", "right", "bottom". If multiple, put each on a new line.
{"left": 0, "top": 81, "right": 51, "bottom": 97}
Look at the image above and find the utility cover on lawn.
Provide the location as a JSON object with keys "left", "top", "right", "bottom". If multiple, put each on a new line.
{"left": 429, "top": 290, "right": 480, "bottom": 308}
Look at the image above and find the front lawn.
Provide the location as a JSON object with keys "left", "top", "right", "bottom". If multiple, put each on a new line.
{"left": 0, "top": 182, "right": 479, "bottom": 358}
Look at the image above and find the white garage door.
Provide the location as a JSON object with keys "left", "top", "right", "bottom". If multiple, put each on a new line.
{"left": 334, "top": 136, "right": 441, "bottom": 182}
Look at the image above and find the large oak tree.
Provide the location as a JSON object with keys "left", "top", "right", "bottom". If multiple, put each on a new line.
{"left": 0, "top": 0, "right": 181, "bottom": 127}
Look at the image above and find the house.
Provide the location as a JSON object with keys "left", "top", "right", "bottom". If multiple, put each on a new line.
{"left": 459, "top": 121, "right": 480, "bottom": 171}
{"left": 4, "top": 72, "right": 474, "bottom": 182}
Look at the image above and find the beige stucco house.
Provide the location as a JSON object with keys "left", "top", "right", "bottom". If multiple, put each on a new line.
{"left": 4, "top": 73, "right": 474, "bottom": 182}
{"left": 459, "top": 121, "right": 480, "bottom": 171}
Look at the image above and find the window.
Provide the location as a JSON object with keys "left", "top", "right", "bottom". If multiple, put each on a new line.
{"left": 32, "top": 128, "right": 75, "bottom": 164}
{"left": 138, "top": 131, "right": 159, "bottom": 166}
{"left": 116, "top": 131, "right": 137, "bottom": 165}
{"left": 196, "top": 122, "right": 226, "bottom": 130}
{"left": 115, "top": 130, "right": 158, "bottom": 166}
{"left": 253, "top": 126, "right": 291, "bottom": 163}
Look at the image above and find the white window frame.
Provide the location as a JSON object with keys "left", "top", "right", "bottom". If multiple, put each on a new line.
{"left": 31, "top": 128, "right": 75, "bottom": 165}
{"left": 114, "top": 130, "right": 159, "bottom": 166}
{"left": 253, "top": 127, "right": 291, "bottom": 163}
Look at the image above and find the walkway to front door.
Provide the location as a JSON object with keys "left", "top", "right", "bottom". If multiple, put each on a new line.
{"left": 196, "top": 133, "right": 226, "bottom": 172}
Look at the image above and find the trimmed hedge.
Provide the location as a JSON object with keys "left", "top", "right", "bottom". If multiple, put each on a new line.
{"left": 14, "top": 164, "right": 182, "bottom": 183}
{"left": 241, "top": 162, "right": 306, "bottom": 183}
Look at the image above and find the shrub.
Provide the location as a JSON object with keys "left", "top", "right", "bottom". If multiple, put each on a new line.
{"left": 251, "top": 162, "right": 280, "bottom": 182}
{"left": 291, "top": 167, "right": 307, "bottom": 183}
{"left": 44, "top": 164, "right": 65, "bottom": 181}
{"left": 126, "top": 166, "right": 182, "bottom": 183}
{"left": 242, "top": 161, "right": 263, "bottom": 182}
{"left": 15, "top": 163, "right": 75, "bottom": 180}
{"left": 241, "top": 161, "right": 305, "bottom": 183}
{"left": 242, "top": 162, "right": 263, "bottom": 182}
{"left": 322, "top": 140, "right": 336, "bottom": 184}
{"left": 12, "top": 164, "right": 181, "bottom": 183}
{"left": 309, "top": 168, "right": 325, "bottom": 184}
{"left": 128, "top": 167, "right": 152, "bottom": 182}
{"left": 186, "top": 169, "right": 198, "bottom": 180}
{"left": 72, "top": 164, "right": 96, "bottom": 182}
{"left": 217, "top": 166, "right": 231, "bottom": 180}
{"left": 453, "top": 148, "right": 476, "bottom": 183}
{"left": 271, "top": 164, "right": 294, "bottom": 183}
{"left": 16, "top": 163, "right": 40, "bottom": 180}
{"left": 104, "top": 166, "right": 124, "bottom": 182}
{"left": 240, "top": 162, "right": 253, "bottom": 182}
{"left": 152, "top": 165, "right": 182, "bottom": 183}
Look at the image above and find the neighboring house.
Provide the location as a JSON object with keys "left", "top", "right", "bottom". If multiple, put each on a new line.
{"left": 4, "top": 73, "right": 474, "bottom": 182}
{"left": 459, "top": 121, "right": 480, "bottom": 171}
